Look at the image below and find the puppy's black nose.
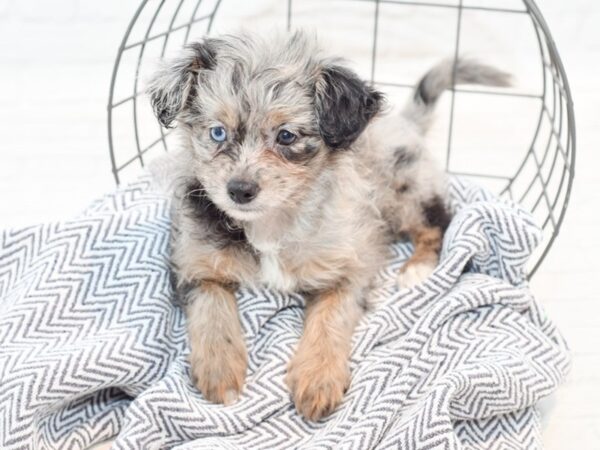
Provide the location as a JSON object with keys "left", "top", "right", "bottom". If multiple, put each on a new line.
{"left": 227, "top": 179, "right": 259, "bottom": 204}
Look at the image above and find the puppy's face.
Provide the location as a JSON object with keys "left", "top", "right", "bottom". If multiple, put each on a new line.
{"left": 148, "top": 33, "right": 382, "bottom": 221}
{"left": 183, "top": 57, "right": 327, "bottom": 222}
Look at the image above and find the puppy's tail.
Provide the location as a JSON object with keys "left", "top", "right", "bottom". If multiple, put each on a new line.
{"left": 403, "top": 58, "right": 512, "bottom": 132}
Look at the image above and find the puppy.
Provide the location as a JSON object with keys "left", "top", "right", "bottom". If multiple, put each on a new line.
{"left": 147, "top": 31, "right": 510, "bottom": 421}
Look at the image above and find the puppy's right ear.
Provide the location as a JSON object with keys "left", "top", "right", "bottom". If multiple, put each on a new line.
{"left": 147, "top": 40, "right": 217, "bottom": 128}
{"left": 315, "top": 63, "right": 383, "bottom": 150}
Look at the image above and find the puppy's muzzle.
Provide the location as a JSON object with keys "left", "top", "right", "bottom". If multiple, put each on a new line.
{"left": 227, "top": 179, "right": 260, "bottom": 204}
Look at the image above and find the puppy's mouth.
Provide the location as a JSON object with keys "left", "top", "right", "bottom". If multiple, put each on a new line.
{"left": 225, "top": 203, "right": 265, "bottom": 221}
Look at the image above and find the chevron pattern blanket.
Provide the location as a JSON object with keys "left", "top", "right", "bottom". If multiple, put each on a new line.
{"left": 0, "top": 176, "right": 570, "bottom": 449}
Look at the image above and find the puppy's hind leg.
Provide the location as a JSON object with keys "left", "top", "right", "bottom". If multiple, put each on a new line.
{"left": 397, "top": 226, "right": 442, "bottom": 288}
{"left": 397, "top": 197, "right": 450, "bottom": 289}
{"left": 185, "top": 280, "right": 247, "bottom": 405}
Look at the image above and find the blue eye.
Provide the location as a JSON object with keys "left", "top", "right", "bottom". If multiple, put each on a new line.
{"left": 210, "top": 126, "right": 227, "bottom": 142}
{"left": 276, "top": 129, "right": 297, "bottom": 145}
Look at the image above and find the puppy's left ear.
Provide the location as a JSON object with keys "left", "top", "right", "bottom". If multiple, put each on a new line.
{"left": 315, "top": 64, "right": 383, "bottom": 149}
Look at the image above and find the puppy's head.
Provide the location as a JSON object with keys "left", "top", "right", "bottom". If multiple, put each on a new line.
{"left": 148, "top": 32, "right": 382, "bottom": 221}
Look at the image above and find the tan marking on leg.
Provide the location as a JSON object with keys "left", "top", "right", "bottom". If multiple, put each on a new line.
{"left": 286, "top": 286, "right": 363, "bottom": 421}
{"left": 398, "top": 226, "right": 443, "bottom": 288}
{"left": 409, "top": 227, "right": 443, "bottom": 264}
{"left": 187, "top": 280, "right": 247, "bottom": 405}
{"left": 175, "top": 239, "right": 257, "bottom": 286}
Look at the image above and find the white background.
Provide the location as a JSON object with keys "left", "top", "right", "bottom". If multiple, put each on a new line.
{"left": 0, "top": 0, "right": 598, "bottom": 447}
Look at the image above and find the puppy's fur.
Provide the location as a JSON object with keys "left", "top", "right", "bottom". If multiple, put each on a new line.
{"left": 147, "top": 31, "right": 510, "bottom": 420}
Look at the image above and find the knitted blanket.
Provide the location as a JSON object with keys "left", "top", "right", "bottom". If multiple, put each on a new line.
{"left": 0, "top": 176, "right": 570, "bottom": 449}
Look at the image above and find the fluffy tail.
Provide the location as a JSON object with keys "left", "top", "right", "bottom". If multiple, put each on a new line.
{"left": 403, "top": 58, "right": 512, "bottom": 132}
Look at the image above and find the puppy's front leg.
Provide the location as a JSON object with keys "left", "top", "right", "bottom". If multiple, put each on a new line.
{"left": 186, "top": 280, "right": 247, "bottom": 405}
{"left": 286, "top": 285, "right": 363, "bottom": 421}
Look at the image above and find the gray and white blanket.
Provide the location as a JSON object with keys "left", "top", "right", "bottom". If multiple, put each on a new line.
{"left": 0, "top": 176, "right": 570, "bottom": 449}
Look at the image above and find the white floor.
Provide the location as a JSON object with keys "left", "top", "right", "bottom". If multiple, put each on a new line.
{"left": 0, "top": 0, "right": 599, "bottom": 448}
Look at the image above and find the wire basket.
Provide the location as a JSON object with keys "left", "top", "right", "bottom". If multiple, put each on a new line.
{"left": 107, "top": 0, "right": 575, "bottom": 278}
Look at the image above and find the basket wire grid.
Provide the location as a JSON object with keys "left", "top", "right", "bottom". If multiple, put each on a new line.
{"left": 107, "top": 0, "right": 576, "bottom": 278}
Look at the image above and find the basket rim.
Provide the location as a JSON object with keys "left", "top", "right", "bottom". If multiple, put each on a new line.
{"left": 106, "top": 0, "right": 576, "bottom": 279}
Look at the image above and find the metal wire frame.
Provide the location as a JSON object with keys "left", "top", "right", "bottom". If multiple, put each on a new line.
{"left": 107, "top": 0, "right": 576, "bottom": 278}
{"left": 107, "top": 0, "right": 222, "bottom": 184}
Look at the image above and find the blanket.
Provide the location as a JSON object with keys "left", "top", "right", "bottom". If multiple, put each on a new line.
{"left": 0, "top": 176, "right": 570, "bottom": 449}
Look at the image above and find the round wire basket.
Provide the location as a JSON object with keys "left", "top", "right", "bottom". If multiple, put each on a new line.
{"left": 107, "top": 0, "right": 575, "bottom": 278}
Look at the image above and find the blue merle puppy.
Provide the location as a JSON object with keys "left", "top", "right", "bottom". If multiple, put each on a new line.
{"left": 147, "top": 31, "right": 510, "bottom": 421}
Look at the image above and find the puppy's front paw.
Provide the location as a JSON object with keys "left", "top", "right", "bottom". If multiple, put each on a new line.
{"left": 397, "top": 260, "right": 436, "bottom": 289}
{"left": 190, "top": 338, "right": 247, "bottom": 405}
{"left": 286, "top": 354, "right": 349, "bottom": 421}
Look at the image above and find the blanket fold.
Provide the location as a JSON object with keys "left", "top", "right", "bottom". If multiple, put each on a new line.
{"left": 0, "top": 176, "right": 570, "bottom": 449}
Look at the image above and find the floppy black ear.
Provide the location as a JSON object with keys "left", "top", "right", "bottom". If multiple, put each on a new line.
{"left": 315, "top": 65, "right": 383, "bottom": 149}
{"left": 147, "top": 40, "right": 217, "bottom": 128}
